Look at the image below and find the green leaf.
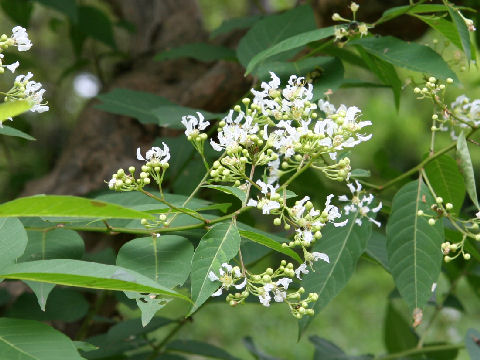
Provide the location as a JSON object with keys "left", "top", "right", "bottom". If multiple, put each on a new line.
{"left": 6, "top": 288, "right": 89, "bottom": 322}
{"left": 20, "top": 229, "right": 85, "bottom": 262}
{"left": 190, "top": 222, "right": 241, "bottom": 313}
{"left": 24, "top": 281, "right": 55, "bottom": 312}
{"left": 0, "top": 0, "right": 33, "bottom": 27}
{"left": 135, "top": 296, "right": 171, "bottom": 327}
{"left": 0, "top": 318, "right": 83, "bottom": 359}
{"left": 76, "top": 5, "right": 116, "bottom": 48}
{"left": 0, "top": 100, "right": 32, "bottom": 123}
{"left": 0, "top": 217, "right": 28, "bottom": 265}
{"left": 237, "top": 5, "right": 317, "bottom": 68}
{"left": 0, "top": 259, "right": 190, "bottom": 301}
{"left": 73, "top": 341, "right": 98, "bottom": 352}
{"left": 384, "top": 301, "right": 418, "bottom": 352}
{"left": 466, "top": 328, "right": 480, "bottom": 358}
{"left": 299, "top": 212, "right": 372, "bottom": 334}
{"left": 243, "top": 337, "right": 280, "bottom": 360}
{"left": 156, "top": 43, "right": 236, "bottom": 62}
{"left": 210, "top": 14, "right": 263, "bottom": 39}
{"left": 34, "top": 0, "right": 77, "bottom": 22}
{"left": 19, "top": 228, "right": 85, "bottom": 310}
{"left": 246, "top": 26, "right": 336, "bottom": 75}
{"left": 377, "top": 4, "right": 453, "bottom": 25}
{"left": 355, "top": 46, "right": 401, "bottom": 110}
{"left": 95, "top": 88, "right": 222, "bottom": 127}
{"left": 166, "top": 340, "right": 239, "bottom": 360}
{"left": 416, "top": 16, "right": 463, "bottom": 51}
{"left": 424, "top": 154, "right": 465, "bottom": 214}
{"left": 116, "top": 235, "right": 193, "bottom": 288}
{"left": 86, "top": 317, "right": 172, "bottom": 358}
{"left": 386, "top": 180, "right": 444, "bottom": 312}
{"left": 350, "top": 36, "right": 458, "bottom": 82}
{"left": 238, "top": 230, "right": 302, "bottom": 263}
{"left": 0, "top": 125, "right": 36, "bottom": 140}
{"left": 0, "top": 195, "right": 155, "bottom": 220}
{"left": 310, "top": 336, "right": 372, "bottom": 360}
{"left": 203, "top": 185, "right": 247, "bottom": 203}
{"left": 447, "top": 5, "right": 472, "bottom": 62}
{"left": 457, "top": 132, "right": 479, "bottom": 209}
{"left": 365, "top": 231, "right": 389, "bottom": 271}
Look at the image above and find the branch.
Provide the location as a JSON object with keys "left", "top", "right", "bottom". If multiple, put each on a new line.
{"left": 365, "top": 127, "right": 480, "bottom": 191}
{"left": 374, "top": 343, "right": 463, "bottom": 360}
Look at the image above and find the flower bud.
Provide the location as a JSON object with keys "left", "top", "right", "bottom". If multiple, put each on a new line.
{"left": 273, "top": 218, "right": 281, "bottom": 226}
{"left": 417, "top": 210, "right": 424, "bottom": 216}
{"left": 464, "top": 253, "right": 471, "bottom": 260}
{"left": 435, "top": 197, "right": 443, "bottom": 204}
{"left": 445, "top": 203, "right": 453, "bottom": 210}
{"left": 428, "top": 218, "right": 436, "bottom": 226}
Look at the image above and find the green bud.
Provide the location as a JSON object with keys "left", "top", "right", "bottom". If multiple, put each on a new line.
{"left": 159, "top": 214, "right": 167, "bottom": 221}
{"left": 464, "top": 253, "right": 471, "bottom": 260}
{"left": 143, "top": 178, "right": 151, "bottom": 184}
{"left": 266, "top": 268, "right": 274, "bottom": 276}
{"left": 273, "top": 218, "right": 282, "bottom": 226}
{"left": 284, "top": 224, "right": 291, "bottom": 231}
{"left": 141, "top": 218, "right": 148, "bottom": 225}
{"left": 262, "top": 274, "right": 271, "bottom": 282}
{"left": 428, "top": 218, "right": 436, "bottom": 226}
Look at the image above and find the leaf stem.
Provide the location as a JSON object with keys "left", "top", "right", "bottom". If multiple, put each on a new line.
{"left": 140, "top": 189, "right": 208, "bottom": 223}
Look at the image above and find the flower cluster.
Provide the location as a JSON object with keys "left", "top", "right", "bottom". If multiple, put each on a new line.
{"left": 108, "top": 144, "right": 171, "bottom": 191}
{"left": 208, "top": 260, "right": 321, "bottom": 319}
{"left": 108, "top": 70, "right": 380, "bottom": 319}
{"left": 1, "top": 26, "right": 48, "bottom": 125}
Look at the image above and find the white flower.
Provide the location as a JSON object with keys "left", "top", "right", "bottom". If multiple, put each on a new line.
{"left": 11, "top": 26, "right": 32, "bottom": 51}
{"left": 340, "top": 180, "right": 382, "bottom": 227}
{"left": 312, "top": 252, "right": 329, "bottom": 263}
{"left": 260, "top": 200, "right": 281, "bottom": 214}
{"left": 276, "top": 278, "right": 292, "bottom": 289}
{"left": 181, "top": 112, "right": 210, "bottom": 137}
{"left": 14, "top": 72, "right": 49, "bottom": 113}
{"left": 247, "top": 199, "right": 258, "bottom": 207}
{"left": 295, "top": 263, "right": 309, "bottom": 280}
{"left": 137, "top": 142, "right": 170, "bottom": 164}
{"left": 209, "top": 263, "right": 245, "bottom": 298}
{"left": 476, "top": 210, "right": 480, "bottom": 219}
{"left": 256, "top": 180, "right": 279, "bottom": 195}
{"left": 259, "top": 292, "right": 271, "bottom": 307}
{"left": 210, "top": 109, "right": 259, "bottom": 151}
{"left": 6, "top": 61, "right": 19, "bottom": 73}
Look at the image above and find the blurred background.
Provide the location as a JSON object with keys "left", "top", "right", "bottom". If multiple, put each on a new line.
{"left": 0, "top": 0, "right": 479, "bottom": 358}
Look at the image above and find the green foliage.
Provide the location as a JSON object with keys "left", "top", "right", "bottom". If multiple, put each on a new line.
{"left": 96, "top": 88, "right": 222, "bottom": 128}
{"left": 156, "top": 43, "right": 236, "bottom": 62}
{"left": 190, "top": 221, "right": 241, "bottom": 313}
{"left": 116, "top": 235, "right": 193, "bottom": 287}
{"left": 299, "top": 212, "right": 372, "bottom": 333}
{"left": 0, "top": 1, "right": 479, "bottom": 359}
{"left": 0, "top": 195, "right": 156, "bottom": 220}
{"left": 239, "top": 229, "right": 302, "bottom": 263}
{"left": 0, "top": 217, "right": 28, "bottom": 266}
{"left": 245, "top": 26, "right": 336, "bottom": 75}
{"left": 0, "top": 100, "right": 31, "bottom": 123}
{"left": 351, "top": 36, "right": 458, "bottom": 82}
{"left": 424, "top": 155, "right": 466, "bottom": 214}
{"left": 457, "top": 132, "right": 479, "bottom": 209}
{"left": 0, "top": 318, "right": 83, "bottom": 359}
{"left": 386, "top": 180, "right": 444, "bottom": 312}
{"left": 0, "top": 259, "right": 189, "bottom": 300}
{"left": 237, "top": 5, "right": 317, "bottom": 68}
